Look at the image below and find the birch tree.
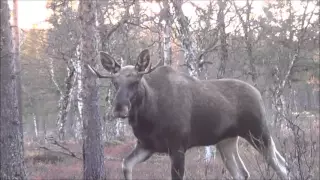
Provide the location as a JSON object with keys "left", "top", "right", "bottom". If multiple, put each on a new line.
{"left": 161, "top": 0, "right": 173, "bottom": 66}
{"left": 269, "top": 0, "right": 318, "bottom": 125}
{"left": 0, "top": 0, "right": 27, "bottom": 179}
{"left": 172, "top": 0, "right": 198, "bottom": 76}
{"left": 46, "top": 0, "right": 80, "bottom": 141}
{"left": 78, "top": 0, "right": 106, "bottom": 179}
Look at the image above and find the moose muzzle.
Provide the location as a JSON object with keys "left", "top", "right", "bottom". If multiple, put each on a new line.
{"left": 113, "top": 106, "right": 129, "bottom": 118}
{"left": 113, "top": 102, "right": 131, "bottom": 119}
{"left": 112, "top": 86, "right": 132, "bottom": 118}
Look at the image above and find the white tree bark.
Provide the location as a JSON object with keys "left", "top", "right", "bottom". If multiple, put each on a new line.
{"left": 76, "top": 46, "right": 83, "bottom": 121}
{"left": 33, "top": 112, "right": 39, "bottom": 138}
{"left": 272, "top": 0, "right": 314, "bottom": 126}
{"left": 162, "top": 0, "right": 172, "bottom": 66}
{"left": 173, "top": 0, "right": 198, "bottom": 77}
{"left": 56, "top": 64, "right": 76, "bottom": 140}
{"left": 49, "top": 58, "right": 63, "bottom": 94}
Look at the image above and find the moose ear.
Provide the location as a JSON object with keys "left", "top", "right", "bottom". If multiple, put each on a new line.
{"left": 100, "top": 52, "right": 121, "bottom": 73}
{"left": 135, "top": 49, "right": 150, "bottom": 72}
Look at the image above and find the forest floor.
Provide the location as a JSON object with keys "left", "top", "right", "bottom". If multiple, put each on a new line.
{"left": 24, "top": 111, "right": 319, "bottom": 180}
{"left": 23, "top": 138, "right": 292, "bottom": 180}
{"left": 24, "top": 139, "right": 260, "bottom": 180}
{"left": 25, "top": 141, "right": 210, "bottom": 179}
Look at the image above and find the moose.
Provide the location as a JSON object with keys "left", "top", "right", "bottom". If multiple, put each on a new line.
{"left": 87, "top": 49, "right": 290, "bottom": 180}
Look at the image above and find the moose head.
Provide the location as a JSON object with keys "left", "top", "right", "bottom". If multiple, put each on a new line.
{"left": 87, "top": 49, "right": 161, "bottom": 118}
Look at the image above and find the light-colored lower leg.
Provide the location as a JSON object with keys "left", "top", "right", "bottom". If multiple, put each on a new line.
{"left": 122, "top": 144, "right": 153, "bottom": 180}
{"left": 264, "top": 137, "right": 289, "bottom": 180}
{"left": 217, "top": 137, "right": 250, "bottom": 180}
{"left": 275, "top": 148, "right": 287, "bottom": 167}
{"left": 234, "top": 138, "right": 250, "bottom": 178}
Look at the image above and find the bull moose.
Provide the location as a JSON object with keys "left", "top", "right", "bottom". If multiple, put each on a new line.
{"left": 87, "top": 49, "right": 290, "bottom": 180}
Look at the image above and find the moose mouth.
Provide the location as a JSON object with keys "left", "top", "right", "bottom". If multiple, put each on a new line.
{"left": 113, "top": 105, "right": 130, "bottom": 119}
{"left": 113, "top": 110, "right": 129, "bottom": 119}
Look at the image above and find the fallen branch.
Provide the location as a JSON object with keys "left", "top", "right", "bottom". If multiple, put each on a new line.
{"left": 38, "top": 146, "right": 82, "bottom": 161}
{"left": 36, "top": 137, "right": 83, "bottom": 160}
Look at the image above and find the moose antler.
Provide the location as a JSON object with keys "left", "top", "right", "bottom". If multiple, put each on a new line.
{"left": 138, "top": 59, "right": 162, "bottom": 75}
{"left": 86, "top": 64, "right": 114, "bottom": 78}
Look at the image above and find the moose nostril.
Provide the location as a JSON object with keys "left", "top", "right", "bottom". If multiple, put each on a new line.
{"left": 113, "top": 104, "right": 129, "bottom": 118}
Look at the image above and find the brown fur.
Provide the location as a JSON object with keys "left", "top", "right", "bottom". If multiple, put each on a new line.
{"left": 88, "top": 49, "right": 289, "bottom": 180}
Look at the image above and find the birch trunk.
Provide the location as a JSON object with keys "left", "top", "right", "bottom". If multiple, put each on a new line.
{"left": 0, "top": 0, "right": 27, "bottom": 179}
{"left": 32, "top": 100, "right": 40, "bottom": 141}
{"left": 49, "top": 58, "right": 63, "bottom": 94}
{"left": 78, "top": 0, "right": 106, "bottom": 178}
{"left": 272, "top": 0, "right": 313, "bottom": 125}
{"left": 68, "top": 81, "right": 81, "bottom": 141}
{"left": 48, "top": 57, "right": 70, "bottom": 141}
{"left": 57, "top": 65, "right": 75, "bottom": 141}
{"left": 173, "top": 0, "right": 198, "bottom": 77}
{"left": 163, "top": 0, "right": 172, "bottom": 66}
{"left": 33, "top": 112, "right": 39, "bottom": 138}
{"left": 75, "top": 49, "right": 84, "bottom": 141}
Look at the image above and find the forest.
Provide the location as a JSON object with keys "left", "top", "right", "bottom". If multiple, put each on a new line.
{"left": 1, "top": 0, "right": 319, "bottom": 179}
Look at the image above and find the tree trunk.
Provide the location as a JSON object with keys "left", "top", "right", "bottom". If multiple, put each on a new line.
{"left": 68, "top": 69, "right": 82, "bottom": 141}
{"left": 78, "top": 0, "right": 106, "bottom": 179}
{"left": 33, "top": 112, "right": 39, "bottom": 139}
{"left": 12, "top": 0, "right": 23, "bottom": 129}
{"left": 42, "top": 115, "right": 48, "bottom": 144}
{"left": 57, "top": 65, "right": 75, "bottom": 141}
{"left": 0, "top": 0, "right": 27, "bottom": 179}
{"left": 172, "top": 0, "right": 198, "bottom": 77}
{"left": 162, "top": 0, "right": 172, "bottom": 66}
{"left": 216, "top": 0, "right": 228, "bottom": 79}
{"left": 76, "top": 47, "right": 84, "bottom": 141}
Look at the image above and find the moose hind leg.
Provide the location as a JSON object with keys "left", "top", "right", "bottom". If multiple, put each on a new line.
{"left": 122, "top": 143, "right": 153, "bottom": 180}
{"left": 244, "top": 132, "right": 289, "bottom": 180}
{"left": 217, "top": 137, "right": 250, "bottom": 180}
{"left": 275, "top": 148, "right": 288, "bottom": 168}
{"left": 263, "top": 137, "right": 289, "bottom": 180}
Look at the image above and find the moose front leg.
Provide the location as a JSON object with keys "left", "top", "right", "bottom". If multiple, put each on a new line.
{"left": 170, "top": 149, "right": 186, "bottom": 180}
{"left": 122, "top": 142, "right": 153, "bottom": 180}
